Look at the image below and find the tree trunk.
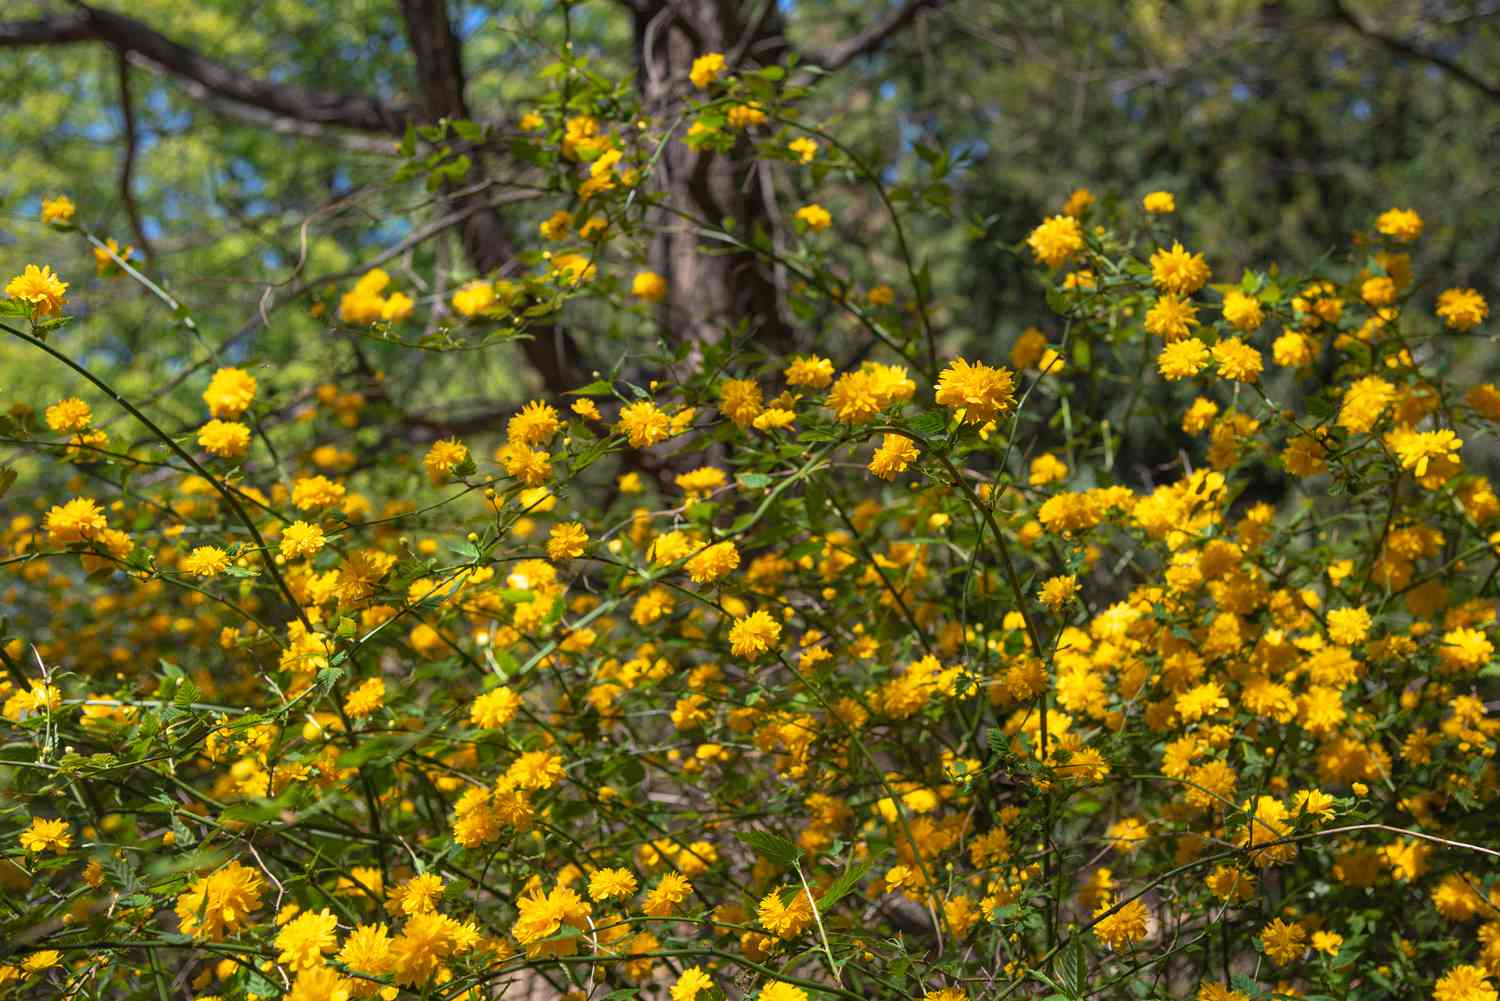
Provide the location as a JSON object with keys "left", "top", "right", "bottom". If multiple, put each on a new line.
{"left": 632, "top": 0, "right": 792, "bottom": 354}
{"left": 400, "top": 0, "right": 581, "bottom": 393}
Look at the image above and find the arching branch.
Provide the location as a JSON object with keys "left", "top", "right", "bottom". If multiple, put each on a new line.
{"left": 1329, "top": 0, "right": 1500, "bottom": 103}
{"left": 0, "top": 6, "right": 410, "bottom": 134}
{"left": 799, "top": 0, "right": 945, "bottom": 72}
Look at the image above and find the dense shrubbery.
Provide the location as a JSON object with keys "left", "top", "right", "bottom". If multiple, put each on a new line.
{"left": 3, "top": 39, "right": 1500, "bottom": 1001}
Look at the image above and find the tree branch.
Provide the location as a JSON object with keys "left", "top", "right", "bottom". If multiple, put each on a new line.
{"left": 0, "top": 6, "right": 410, "bottom": 134}
{"left": 799, "top": 0, "right": 945, "bottom": 72}
{"left": 397, "top": 0, "right": 583, "bottom": 391}
{"left": 114, "top": 51, "right": 155, "bottom": 267}
{"left": 1329, "top": 0, "right": 1500, "bottom": 102}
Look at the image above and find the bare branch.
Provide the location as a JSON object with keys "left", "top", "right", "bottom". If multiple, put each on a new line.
{"left": 1330, "top": 0, "right": 1500, "bottom": 102}
{"left": 114, "top": 51, "right": 155, "bottom": 267}
{"left": 799, "top": 0, "right": 945, "bottom": 72}
{"left": 0, "top": 5, "right": 410, "bottom": 134}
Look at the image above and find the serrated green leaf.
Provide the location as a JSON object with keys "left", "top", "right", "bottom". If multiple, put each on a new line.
{"left": 734, "top": 829, "right": 800, "bottom": 867}
{"left": 816, "top": 860, "right": 872, "bottom": 912}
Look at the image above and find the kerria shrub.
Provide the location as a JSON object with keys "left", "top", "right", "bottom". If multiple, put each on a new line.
{"left": 1, "top": 44, "right": 1498, "bottom": 1001}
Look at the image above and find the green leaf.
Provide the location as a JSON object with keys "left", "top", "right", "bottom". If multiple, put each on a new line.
{"left": 816, "top": 860, "right": 873, "bottom": 912}
{"left": 451, "top": 119, "right": 485, "bottom": 142}
{"left": 734, "top": 829, "right": 801, "bottom": 867}
{"left": 567, "top": 380, "right": 615, "bottom": 397}
{"left": 173, "top": 680, "right": 200, "bottom": 709}
{"left": 908, "top": 410, "right": 948, "bottom": 440}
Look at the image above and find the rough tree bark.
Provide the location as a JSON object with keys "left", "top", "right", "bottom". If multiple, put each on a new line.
{"left": 397, "top": 0, "right": 582, "bottom": 394}
{"left": 629, "top": 0, "right": 793, "bottom": 352}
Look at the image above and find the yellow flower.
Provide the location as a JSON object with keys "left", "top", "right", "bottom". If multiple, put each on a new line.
{"left": 761, "top": 984, "right": 809, "bottom": 1001}
{"left": 758, "top": 887, "right": 813, "bottom": 938}
{"left": 1106, "top": 817, "right": 1149, "bottom": 853}
{"left": 202, "top": 367, "right": 258, "bottom": 419}
{"left": 508, "top": 400, "right": 562, "bottom": 446}
{"left": 795, "top": 204, "right": 832, "bottom": 231}
{"left": 292, "top": 475, "right": 346, "bottom": 510}
{"left": 41, "top": 195, "right": 75, "bottom": 225}
{"left": 18, "top": 817, "right": 71, "bottom": 854}
{"left": 730, "top": 609, "right": 782, "bottom": 660}
{"left": 1434, "top": 964, "right": 1497, "bottom": 1001}
{"left": 753, "top": 407, "right": 797, "bottom": 431}
{"left": 1375, "top": 206, "right": 1422, "bottom": 242}
{"left": 1325, "top": 606, "right": 1371, "bottom": 645}
{"left": 1258, "top": 917, "right": 1306, "bottom": 965}
{"left": 690, "top": 51, "right": 727, "bottom": 89}
{"left": 1029, "top": 452, "right": 1068, "bottom": 485}
{"left": 720, "top": 378, "right": 764, "bottom": 427}
{"left": 174, "top": 861, "right": 265, "bottom": 941}
{"left": 1144, "top": 294, "right": 1199, "bottom": 340}
{"left": 539, "top": 210, "right": 574, "bottom": 240}
{"left": 727, "top": 102, "right": 767, "bottom": 128}
{"left": 1440, "top": 627, "right": 1493, "bottom": 672}
{"left": 382, "top": 291, "right": 414, "bottom": 321}
{"left": 44, "top": 496, "right": 108, "bottom": 544}
{"left": 616, "top": 401, "right": 672, "bottom": 448}
{"left": 1027, "top": 215, "right": 1084, "bottom": 268}
{"left": 423, "top": 438, "right": 469, "bottom": 485}
{"left": 869, "top": 433, "right": 919, "bottom": 480}
{"left": 642, "top": 872, "right": 693, "bottom": 916}
{"left": 1272, "top": 330, "right": 1313, "bottom": 367}
{"left": 1175, "top": 681, "right": 1227, "bottom": 722}
{"left": 452, "top": 280, "right": 496, "bottom": 317}
{"left": 686, "top": 541, "right": 740, "bottom": 584}
{"left": 470, "top": 686, "right": 521, "bottom": 728}
{"left": 508, "top": 750, "right": 565, "bottom": 790}
{"left": 1142, "top": 190, "right": 1175, "bottom": 214}
{"left": 6, "top": 264, "right": 69, "bottom": 316}
{"left": 589, "top": 867, "right": 638, "bottom": 901}
{"left": 182, "top": 546, "right": 232, "bottom": 577}
{"left": 1338, "top": 375, "right": 1395, "bottom": 433}
{"left": 344, "top": 677, "right": 385, "bottom": 718}
{"left": 1389, "top": 427, "right": 1462, "bottom": 479}
{"left": 785, "top": 354, "right": 835, "bottom": 388}
{"left": 1062, "top": 187, "right": 1094, "bottom": 217}
{"left": 1157, "top": 339, "right": 1209, "bottom": 380}
{"left": 279, "top": 521, "right": 326, "bottom": 560}
{"left": 672, "top": 967, "right": 714, "bottom": 1001}
{"left": 1221, "top": 290, "right": 1263, "bottom": 331}
{"left": 547, "top": 522, "right": 589, "bottom": 560}
{"left": 551, "top": 253, "right": 596, "bottom": 285}
{"left": 935, "top": 357, "right": 1016, "bottom": 424}
{"left": 1211, "top": 337, "right": 1262, "bottom": 383}
{"left": 44, "top": 397, "right": 91, "bottom": 433}
{"left": 93, "top": 238, "right": 136, "bottom": 278}
{"left": 788, "top": 137, "right": 818, "bottom": 163}
{"left": 275, "top": 908, "right": 339, "bottom": 971}
{"left": 1437, "top": 287, "right": 1489, "bottom": 331}
{"left": 1150, "top": 242, "right": 1211, "bottom": 295}
{"left": 337, "top": 923, "right": 393, "bottom": 996}
{"left": 1093, "top": 897, "right": 1149, "bottom": 949}
{"left": 197, "top": 419, "right": 251, "bottom": 459}
{"left": 1362, "top": 275, "right": 1397, "bottom": 307}
{"left": 1039, "top": 575, "right": 1078, "bottom": 609}
{"left": 632, "top": 270, "right": 668, "bottom": 302}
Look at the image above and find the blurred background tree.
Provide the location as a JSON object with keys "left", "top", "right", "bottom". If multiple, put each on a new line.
{"left": 1, "top": 0, "right": 1497, "bottom": 425}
